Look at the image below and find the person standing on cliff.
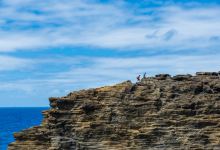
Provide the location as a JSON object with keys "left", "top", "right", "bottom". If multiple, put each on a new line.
{"left": 137, "top": 75, "right": 141, "bottom": 81}
{"left": 143, "top": 72, "right": 146, "bottom": 79}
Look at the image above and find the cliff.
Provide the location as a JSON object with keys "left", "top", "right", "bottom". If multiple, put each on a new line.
{"left": 8, "top": 72, "right": 220, "bottom": 150}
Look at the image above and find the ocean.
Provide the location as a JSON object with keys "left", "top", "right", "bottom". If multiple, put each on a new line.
{"left": 0, "top": 107, "right": 48, "bottom": 150}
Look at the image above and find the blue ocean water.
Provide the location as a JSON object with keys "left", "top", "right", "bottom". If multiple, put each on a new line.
{"left": 0, "top": 107, "right": 48, "bottom": 150}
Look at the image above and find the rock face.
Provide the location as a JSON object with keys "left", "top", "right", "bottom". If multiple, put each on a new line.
{"left": 8, "top": 72, "right": 220, "bottom": 150}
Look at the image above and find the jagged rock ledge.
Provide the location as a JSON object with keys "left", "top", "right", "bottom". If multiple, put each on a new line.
{"left": 8, "top": 72, "right": 220, "bottom": 150}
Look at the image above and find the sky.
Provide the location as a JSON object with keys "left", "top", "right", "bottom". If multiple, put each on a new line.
{"left": 0, "top": 0, "right": 220, "bottom": 107}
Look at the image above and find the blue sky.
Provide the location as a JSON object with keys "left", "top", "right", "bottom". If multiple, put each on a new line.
{"left": 0, "top": 0, "right": 220, "bottom": 107}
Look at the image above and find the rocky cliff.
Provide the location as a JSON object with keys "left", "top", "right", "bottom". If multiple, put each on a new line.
{"left": 8, "top": 72, "right": 220, "bottom": 150}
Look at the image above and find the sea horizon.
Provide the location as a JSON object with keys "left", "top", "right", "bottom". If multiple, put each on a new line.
{"left": 0, "top": 107, "right": 48, "bottom": 150}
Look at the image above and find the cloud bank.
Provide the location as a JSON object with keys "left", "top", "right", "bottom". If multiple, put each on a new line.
{"left": 0, "top": 0, "right": 220, "bottom": 52}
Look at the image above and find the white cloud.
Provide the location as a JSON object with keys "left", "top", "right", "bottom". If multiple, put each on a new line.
{"left": 0, "top": 54, "right": 219, "bottom": 106}
{"left": 0, "top": 55, "right": 32, "bottom": 71}
{"left": 0, "top": 0, "right": 220, "bottom": 51}
{"left": 54, "top": 55, "right": 220, "bottom": 83}
{"left": 1, "top": 54, "right": 220, "bottom": 92}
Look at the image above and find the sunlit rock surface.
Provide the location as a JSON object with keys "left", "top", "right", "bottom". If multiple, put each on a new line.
{"left": 8, "top": 72, "right": 220, "bottom": 149}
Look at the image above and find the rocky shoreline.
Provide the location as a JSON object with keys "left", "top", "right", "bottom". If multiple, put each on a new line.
{"left": 8, "top": 72, "right": 220, "bottom": 149}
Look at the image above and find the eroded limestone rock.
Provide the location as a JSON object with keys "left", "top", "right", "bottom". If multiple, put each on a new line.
{"left": 8, "top": 73, "right": 220, "bottom": 149}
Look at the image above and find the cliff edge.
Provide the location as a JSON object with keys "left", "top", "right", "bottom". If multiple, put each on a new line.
{"left": 8, "top": 72, "right": 220, "bottom": 149}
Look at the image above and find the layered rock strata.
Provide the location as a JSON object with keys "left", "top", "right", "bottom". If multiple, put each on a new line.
{"left": 8, "top": 72, "right": 220, "bottom": 149}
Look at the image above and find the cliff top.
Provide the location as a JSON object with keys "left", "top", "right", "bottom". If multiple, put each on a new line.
{"left": 9, "top": 71, "right": 220, "bottom": 150}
